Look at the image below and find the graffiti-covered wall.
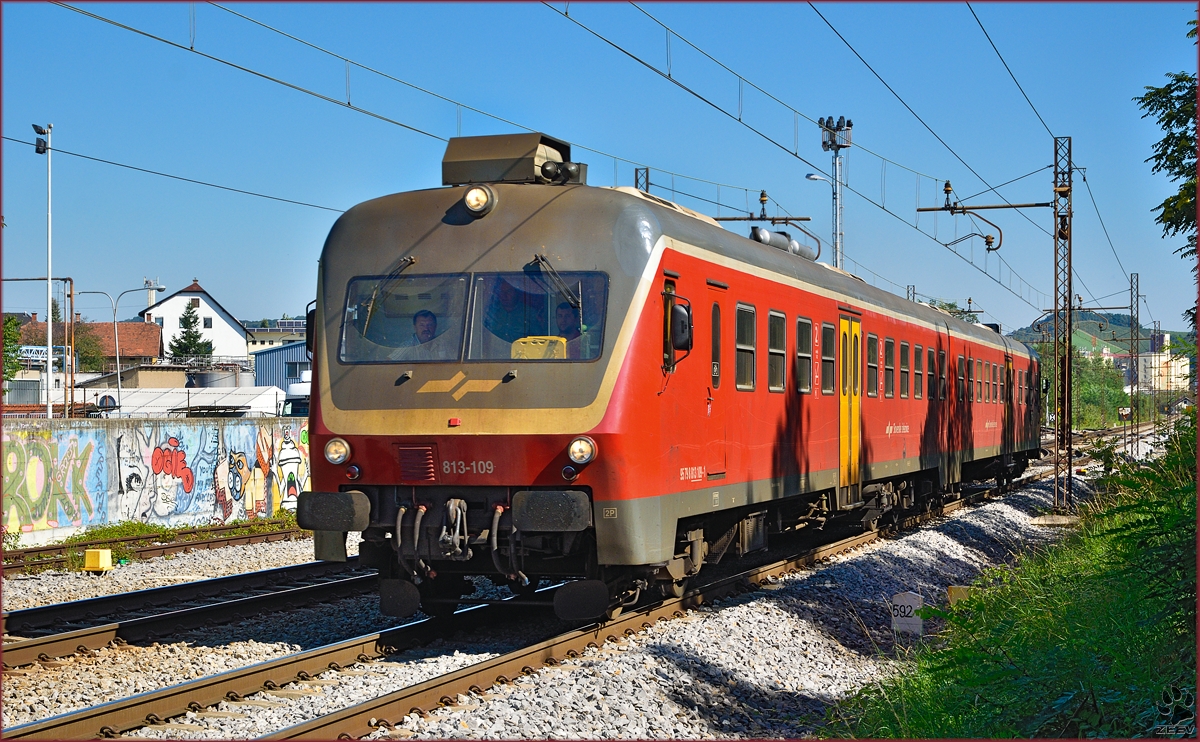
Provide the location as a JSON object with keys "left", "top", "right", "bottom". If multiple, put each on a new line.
{"left": 2, "top": 418, "right": 310, "bottom": 546}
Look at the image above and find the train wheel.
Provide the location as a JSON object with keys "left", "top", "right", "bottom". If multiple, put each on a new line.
{"left": 419, "top": 575, "right": 471, "bottom": 619}
{"left": 659, "top": 579, "right": 688, "bottom": 599}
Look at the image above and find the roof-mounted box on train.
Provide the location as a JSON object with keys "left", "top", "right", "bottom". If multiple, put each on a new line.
{"left": 442, "top": 132, "right": 587, "bottom": 186}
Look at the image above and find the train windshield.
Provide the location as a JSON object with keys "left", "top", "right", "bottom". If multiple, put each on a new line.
{"left": 338, "top": 271, "right": 607, "bottom": 363}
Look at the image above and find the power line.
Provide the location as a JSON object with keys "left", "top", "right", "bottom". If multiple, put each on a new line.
{"left": 202, "top": 2, "right": 770, "bottom": 199}
{"left": 965, "top": 2, "right": 1054, "bottom": 138}
{"left": 54, "top": 2, "right": 448, "bottom": 143}
{"left": 627, "top": 2, "right": 943, "bottom": 181}
{"left": 2, "top": 135, "right": 345, "bottom": 213}
{"left": 807, "top": 3, "right": 1055, "bottom": 245}
{"left": 957, "top": 165, "right": 1051, "bottom": 203}
{"left": 961, "top": 3, "right": 1137, "bottom": 310}
{"left": 1077, "top": 168, "right": 1130, "bottom": 282}
{"left": 546, "top": 2, "right": 1050, "bottom": 311}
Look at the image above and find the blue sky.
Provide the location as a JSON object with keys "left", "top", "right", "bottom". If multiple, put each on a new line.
{"left": 3, "top": 2, "right": 1195, "bottom": 334}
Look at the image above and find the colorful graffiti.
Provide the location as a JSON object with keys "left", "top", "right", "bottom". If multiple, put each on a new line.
{"left": 2, "top": 419, "right": 311, "bottom": 540}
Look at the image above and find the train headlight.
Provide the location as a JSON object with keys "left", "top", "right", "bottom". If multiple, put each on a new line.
{"left": 463, "top": 185, "right": 496, "bottom": 217}
{"left": 568, "top": 436, "right": 596, "bottom": 465}
{"left": 324, "top": 438, "right": 351, "bottom": 465}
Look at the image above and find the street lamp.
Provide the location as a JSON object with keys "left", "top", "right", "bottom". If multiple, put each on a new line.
{"left": 80, "top": 279, "right": 166, "bottom": 417}
{"left": 33, "top": 123, "right": 52, "bottom": 417}
{"left": 805, "top": 173, "right": 839, "bottom": 269}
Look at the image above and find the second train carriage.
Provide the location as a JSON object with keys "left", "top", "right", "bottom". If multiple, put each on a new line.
{"left": 297, "top": 133, "right": 1043, "bottom": 620}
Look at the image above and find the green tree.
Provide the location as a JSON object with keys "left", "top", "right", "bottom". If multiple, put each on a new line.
{"left": 1134, "top": 19, "right": 1197, "bottom": 331}
{"left": 928, "top": 299, "right": 980, "bottom": 323}
{"left": 50, "top": 297, "right": 62, "bottom": 323}
{"left": 74, "top": 323, "right": 106, "bottom": 372}
{"left": 168, "top": 303, "right": 213, "bottom": 358}
{"left": 3, "top": 316, "right": 21, "bottom": 393}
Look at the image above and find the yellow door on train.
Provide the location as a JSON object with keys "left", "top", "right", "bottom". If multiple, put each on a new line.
{"left": 839, "top": 315, "right": 862, "bottom": 507}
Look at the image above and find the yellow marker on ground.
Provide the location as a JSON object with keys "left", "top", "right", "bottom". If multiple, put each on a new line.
{"left": 947, "top": 585, "right": 980, "bottom": 605}
{"left": 83, "top": 548, "right": 113, "bottom": 574}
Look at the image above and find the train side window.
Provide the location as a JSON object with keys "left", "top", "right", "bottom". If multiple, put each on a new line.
{"left": 821, "top": 324, "right": 836, "bottom": 395}
{"left": 913, "top": 344, "right": 923, "bottom": 400}
{"left": 993, "top": 363, "right": 1000, "bottom": 403}
{"left": 976, "top": 358, "right": 984, "bottom": 402}
{"left": 768, "top": 311, "right": 786, "bottom": 392}
{"left": 866, "top": 335, "right": 879, "bottom": 397}
{"left": 986, "top": 361, "right": 992, "bottom": 402}
{"left": 884, "top": 338, "right": 895, "bottom": 398}
{"left": 967, "top": 356, "right": 974, "bottom": 402}
{"left": 736, "top": 304, "right": 756, "bottom": 391}
{"left": 796, "top": 317, "right": 813, "bottom": 394}
{"left": 900, "top": 342, "right": 910, "bottom": 399}
{"left": 929, "top": 348, "right": 937, "bottom": 400}
{"left": 938, "top": 350, "right": 946, "bottom": 400}
{"left": 957, "top": 355, "right": 966, "bottom": 401}
{"left": 1018, "top": 369, "right": 1024, "bottom": 404}
{"left": 841, "top": 330, "right": 849, "bottom": 396}
{"left": 711, "top": 303, "right": 721, "bottom": 389}
{"left": 998, "top": 364, "right": 1004, "bottom": 404}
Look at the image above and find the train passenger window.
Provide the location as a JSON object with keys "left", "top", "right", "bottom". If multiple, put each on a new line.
{"left": 966, "top": 357, "right": 974, "bottom": 402}
{"left": 736, "top": 305, "right": 756, "bottom": 391}
{"left": 957, "top": 355, "right": 966, "bottom": 401}
{"left": 998, "top": 364, "right": 1004, "bottom": 403}
{"left": 866, "top": 335, "right": 879, "bottom": 398}
{"left": 884, "top": 338, "right": 895, "bottom": 398}
{"left": 938, "top": 350, "right": 946, "bottom": 400}
{"left": 986, "top": 361, "right": 992, "bottom": 402}
{"left": 900, "top": 342, "right": 910, "bottom": 398}
{"left": 914, "top": 344, "right": 923, "bottom": 400}
{"left": 976, "top": 358, "right": 983, "bottom": 402}
{"left": 711, "top": 303, "right": 721, "bottom": 388}
{"left": 795, "top": 318, "right": 813, "bottom": 394}
{"left": 821, "top": 324, "right": 836, "bottom": 394}
{"left": 1018, "top": 369, "right": 1023, "bottom": 404}
{"left": 468, "top": 272, "right": 609, "bottom": 362}
{"left": 993, "top": 363, "right": 1000, "bottom": 403}
{"left": 768, "top": 312, "right": 786, "bottom": 392}
{"left": 929, "top": 348, "right": 938, "bottom": 400}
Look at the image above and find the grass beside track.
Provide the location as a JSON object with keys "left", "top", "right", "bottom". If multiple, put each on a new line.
{"left": 4, "top": 509, "right": 306, "bottom": 572}
{"left": 824, "top": 411, "right": 1197, "bottom": 738}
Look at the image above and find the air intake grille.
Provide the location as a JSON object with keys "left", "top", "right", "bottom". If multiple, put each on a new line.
{"left": 396, "top": 446, "right": 437, "bottom": 483}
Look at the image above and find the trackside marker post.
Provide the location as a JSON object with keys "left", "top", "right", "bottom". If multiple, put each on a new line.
{"left": 890, "top": 591, "right": 923, "bottom": 635}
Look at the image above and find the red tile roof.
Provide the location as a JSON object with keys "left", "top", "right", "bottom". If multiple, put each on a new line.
{"left": 20, "top": 321, "right": 162, "bottom": 358}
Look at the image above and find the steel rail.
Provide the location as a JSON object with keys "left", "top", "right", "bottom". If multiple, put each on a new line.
{"left": 267, "top": 483, "right": 1017, "bottom": 740}
{"left": 2, "top": 573, "right": 376, "bottom": 669}
{"left": 6, "top": 437, "right": 1168, "bottom": 742}
{"left": 3, "top": 558, "right": 362, "bottom": 638}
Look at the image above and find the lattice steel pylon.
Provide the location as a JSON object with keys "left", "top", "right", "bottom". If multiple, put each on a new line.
{"left": 634, "top": 168, "right": 650, "bottom": 193}
{"left": 1052, "top": 137, "right": 1073, "bottom": 510}
{"left": 1130, "top": 272, "right": 1139, "bottom": 445}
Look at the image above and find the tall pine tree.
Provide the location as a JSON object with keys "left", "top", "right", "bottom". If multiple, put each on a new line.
{"left": 169, "top": 303, "right": 213, "bottom": 358}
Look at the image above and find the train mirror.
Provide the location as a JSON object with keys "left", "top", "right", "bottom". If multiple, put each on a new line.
{"left": 670, "top": 303, "right": 693, "bottom": 351}
{"left": 305, "top": 307, "right": 316, "bottom": 354}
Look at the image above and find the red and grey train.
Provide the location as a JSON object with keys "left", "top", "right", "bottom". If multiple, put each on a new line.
{"left": 298, "top": 132, "right": 1043, "bottom": 621}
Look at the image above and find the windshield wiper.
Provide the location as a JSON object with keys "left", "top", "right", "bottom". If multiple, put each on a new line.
{"left": 529, "top": 253, "right": 581, "bottom": 309}
{"left": 364, "top": 255, "right": 418, "bottom": 337}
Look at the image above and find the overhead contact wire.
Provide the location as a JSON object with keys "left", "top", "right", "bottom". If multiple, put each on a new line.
{"left": 2, "top": 135, "right": 344, "bottom": 213}
{"left": 547, "top": 3, "right": 1048, "bottom": 310}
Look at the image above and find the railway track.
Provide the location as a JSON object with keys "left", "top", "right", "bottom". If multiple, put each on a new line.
{"left": 4, "top": 422, "right": 1169, "bottom": 740}
{"left": 3, "top": 521, "right": 306, "bottom": 576}
{"left": 2, "top": 472, "right": 1022, "bottom": 741}
{"left": 1, "top": 558, "right": 372, "bottom": 668}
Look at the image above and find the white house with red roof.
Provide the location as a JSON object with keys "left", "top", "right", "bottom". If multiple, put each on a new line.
{"left": 139, "top": 278, "right": 249, "bottom": 359}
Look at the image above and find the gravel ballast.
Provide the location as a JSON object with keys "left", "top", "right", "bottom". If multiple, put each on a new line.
{"left": 1, "top": 534, "right": 360, "bottom": 612}
{"left": 1, "top": 476, "right": 1080, "bottom": 738}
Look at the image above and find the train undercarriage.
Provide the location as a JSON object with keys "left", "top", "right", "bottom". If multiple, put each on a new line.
{"left": 299, "top": 451, "right": 1034, "bottom": 621}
